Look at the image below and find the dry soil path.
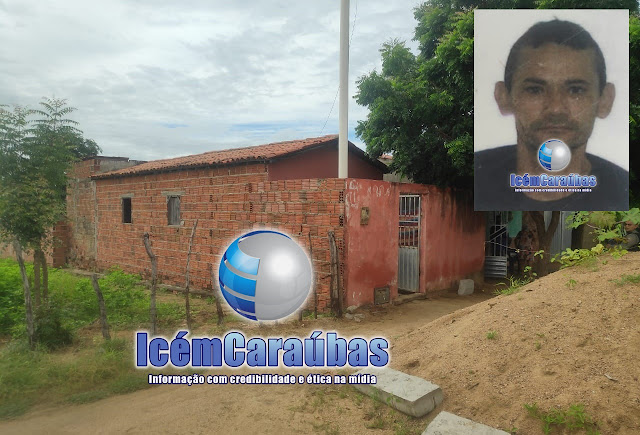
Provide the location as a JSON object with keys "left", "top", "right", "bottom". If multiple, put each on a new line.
{"left": 0, "top": 292, "right": 492, "bottom": 435}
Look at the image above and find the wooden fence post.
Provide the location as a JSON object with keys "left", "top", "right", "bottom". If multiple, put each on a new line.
{"left": 208, "top": 263, "right": 225, "bottom": 325}
{"left": 91, "top": 274, "right": 111, "bottom": 340}
{"left": 328, "top": 231, "right": 343, "bottom": 318}
{"left": 185, "top": 219, "right": 198, "bottom": 330}
{"left": 143, "top": 233, "right": 158, "bottom": 335}
{"left": 309, "top": 232, "right": 317, "bottom": 319}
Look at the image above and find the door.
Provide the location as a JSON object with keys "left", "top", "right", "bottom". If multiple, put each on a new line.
{"left": 398, "top": 195, "right": 420, "bottom": 292}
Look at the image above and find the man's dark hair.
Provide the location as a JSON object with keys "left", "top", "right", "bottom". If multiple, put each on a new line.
{"left": 504, "top": 19, "right": 606, "bottom": 94}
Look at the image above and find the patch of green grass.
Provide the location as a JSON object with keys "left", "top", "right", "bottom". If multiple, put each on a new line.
{"left": 524, "top": 402, "right": 600, "bottom": 434}
{"left": 311, "top": 389, "right": 327, "bottom": 408}
{"left": 0, "top": 337, "right": 150, "bottom": 419}
{"left": 0, "top": 259, "right": 31, "bottom": 336}
{"left": 52, "top": 267, "right": 184, "bottom": 330}
{"left": 311, "top": 421, "right": 340, "bottom": 435}
{"left": 366, "top": 416, "right": 386, "bottom": 429}
{"left": 565, "top": 279, "right": 577, "bottom": 289}
{"left": 0, "top": 260, "right": 196, "bottom": 420}
{"left": 393, "top": 421, "right": 414, "bottom": 435}
{"left": 612, "top": 273, "right": 640, "bottom": 286}
{"left": 0, "top": 398, "right": 31, "bottom": 420}
{"left": 1, "top": 261, "right": 186, "bottom": 342}
{"left": 486, "top": 330, "right": 498, "bottom": 340}
{"left": 494, "top": 276, "right": 530, "bottom": 296}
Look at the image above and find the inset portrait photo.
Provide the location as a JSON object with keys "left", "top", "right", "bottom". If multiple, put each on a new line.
{"left": 474, "top": 9, "right": 629, "bottom": 211}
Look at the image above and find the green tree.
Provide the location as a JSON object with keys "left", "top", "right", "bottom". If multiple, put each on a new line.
{"left": 356, "top": 0, "right": 639, "bottom": 275}
{"left": 0, "top": 98, "right": 100, "bottom": 346}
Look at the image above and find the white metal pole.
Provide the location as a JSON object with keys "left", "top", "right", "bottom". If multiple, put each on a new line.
{"left": 338, "top": 0, "right": 349, "bottom": 179}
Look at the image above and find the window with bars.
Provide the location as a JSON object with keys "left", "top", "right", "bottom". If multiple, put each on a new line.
{"left": 167, "top": 195, "right": 181, "bottom": 225}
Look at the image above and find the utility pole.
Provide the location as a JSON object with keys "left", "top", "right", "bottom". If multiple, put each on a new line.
{"left": 338, "top": 0, "right": 349, "bottom": 179}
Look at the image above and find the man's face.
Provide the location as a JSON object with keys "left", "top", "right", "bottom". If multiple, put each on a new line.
{"left": 495, "top": 43, "right": 615, "bottom": 151}
{"left": 624, "top": 221, "right": 638, "bottom": 232}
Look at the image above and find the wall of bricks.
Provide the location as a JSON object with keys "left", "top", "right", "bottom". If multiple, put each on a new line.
{"left": 0, "top": 219, "right": 68, "bottom": 267}
{"left": 67, "top": 160, "right": 98, "bottom": 269}
{"left": 91, "top": 164, "right": 346, "bottom": 313}
{"left": 66, "top": 157, "right": 145, "bottom": 269}
{"left": 0, "top": 156, "right": 139, "bottom": 267}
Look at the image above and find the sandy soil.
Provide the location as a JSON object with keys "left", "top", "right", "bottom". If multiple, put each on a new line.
{"left": 2, "top": 252, "right": 639, "bottom": 435}
{"left": 393, "top": 253, "right": 640, "bottom": 434}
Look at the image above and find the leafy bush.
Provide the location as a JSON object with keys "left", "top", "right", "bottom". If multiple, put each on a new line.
{"left": 567, "top": 209, "right": 640, "bottom": 243}
{"left": 0, "top": 259, "right": 28, "bottom": 336}
{"left": 34, "top": 305, "right": 74, "bottom": 350}
{"left": 551, "top": 244, "right": 606, "bottom": 268}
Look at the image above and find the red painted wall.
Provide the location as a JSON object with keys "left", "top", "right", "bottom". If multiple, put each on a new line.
{"left": 344, "top": 180, "right": 398, "bottom": 307}
{"left": 268, "top": 141, "right": 385, "bottom": 181}
{"left": 344, "top": 179, "right": 485, "bottom": 307}
{"left": 405, "top": 184, "right": 485, "bottom": 292}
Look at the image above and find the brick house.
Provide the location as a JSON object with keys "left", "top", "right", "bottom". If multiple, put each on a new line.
{"left": 59, "top": 135, "right": 485, "bottom": 312}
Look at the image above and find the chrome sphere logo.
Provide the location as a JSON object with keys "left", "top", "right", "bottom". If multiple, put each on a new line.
{"left": 218, "top": 230, "right": 312, "bottom": 321}
{"left": 538, "top": 139, "right": 571, "bottom": 171}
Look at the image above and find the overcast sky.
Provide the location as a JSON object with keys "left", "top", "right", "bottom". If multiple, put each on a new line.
{"left": 0, "top": 0, "right": 422, "bottom": 161}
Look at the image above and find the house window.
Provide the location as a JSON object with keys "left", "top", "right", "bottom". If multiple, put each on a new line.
{"left": 167, "top": 195, "right": 181, "bottom": 225}
{"left": 122, "top": 197, "right": 132, "bottom": 224}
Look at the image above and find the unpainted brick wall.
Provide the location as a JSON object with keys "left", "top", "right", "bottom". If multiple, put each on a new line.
{"left": 67, "top": 160, "right": 98, "bottom": 268}
{"left": 67, "top": 157, "right": 144, "bottom": 269}
{"left": 92, "top": 164, "right": 346, "bottom": 313}
{"left": 0, "top": 220, "right": 68, "bottom": 267}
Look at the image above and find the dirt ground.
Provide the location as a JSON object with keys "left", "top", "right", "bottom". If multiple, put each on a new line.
{"left": 0, "top": 291, "right": 492, "bottom": 435}
{"left": 393, "top": 253, "right": 640, "bottom": 434}
{"left": 1, "top": 253, "right": 639, "bottom": 434}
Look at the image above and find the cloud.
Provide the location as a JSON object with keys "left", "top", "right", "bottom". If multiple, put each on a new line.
{"left": 0, "top": 0, "right": 422, "bottom": 161}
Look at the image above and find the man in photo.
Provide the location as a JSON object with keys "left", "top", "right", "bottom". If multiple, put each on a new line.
{"left": 474, "top": 18, "right": 629, "bottom": 211}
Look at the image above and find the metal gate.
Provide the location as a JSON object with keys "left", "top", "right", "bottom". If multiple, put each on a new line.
{"left": 398, "top": 195, "right": 420, "bottom": 292}
{"left": 485, "top": 211, "right": 509, "bottom": 278}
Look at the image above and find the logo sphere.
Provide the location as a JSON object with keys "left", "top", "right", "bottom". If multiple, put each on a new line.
{"left": 218, "top": 230, "right": 312, "bottom": 321}
{"left": 538, "top": 139, "right": 571, "bottom": 172}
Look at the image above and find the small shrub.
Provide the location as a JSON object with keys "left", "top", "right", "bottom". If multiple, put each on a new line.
{"left": 551, "top": 244, "right": 605, "bottom": 269}
{"left": 524, "top": 402, "right": 600, "bottom": 435}
{"left": 34, "top": 305, "right": 74, "bottom": 350}
{"left": 494, "top": 277, "right": 529, "bottom": 296}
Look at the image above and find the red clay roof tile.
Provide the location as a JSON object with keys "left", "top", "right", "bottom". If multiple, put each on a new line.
{"left": 93, "top": 135, "right": 345, "bottom": 179}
